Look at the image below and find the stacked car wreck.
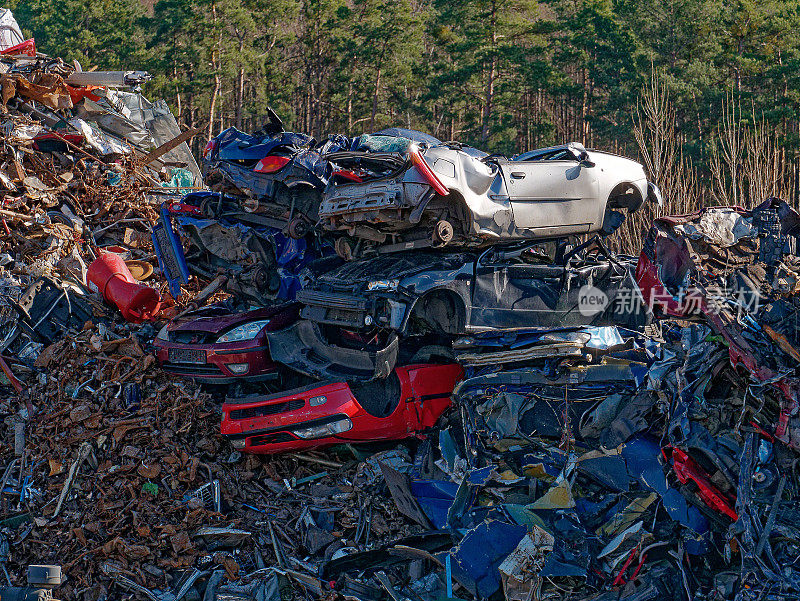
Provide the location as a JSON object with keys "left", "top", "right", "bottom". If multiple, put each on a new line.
{"left": 3, "top": 17, "right": 800, "bottom": 599}
{"left": 146, "top": 126, "right": 800, "bottom": 600}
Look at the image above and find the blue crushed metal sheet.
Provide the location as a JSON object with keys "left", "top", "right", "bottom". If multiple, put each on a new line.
{"left": 151, "top": 203, "right": 191, "bottom": 297}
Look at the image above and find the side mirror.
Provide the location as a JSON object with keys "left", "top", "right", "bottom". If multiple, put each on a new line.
{"left": 576, "top": 147, "right": 594, "bottom": 167}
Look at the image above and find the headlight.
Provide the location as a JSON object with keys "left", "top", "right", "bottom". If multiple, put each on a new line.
{"left": 217, "top": 320, "right": 271, "bottom": 343}
{"left": 366, "top": 279, "right": 399, "bottom": 292}
{"left": 156, "top": 325, "right": 169, "bottom": 341}
{"left": 293, "top": 417, "right": 352, "bottom": 439}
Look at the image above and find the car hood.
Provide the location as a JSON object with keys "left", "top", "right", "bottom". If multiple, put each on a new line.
{"left": 316, "top": 252, "right": 474, "bottom": 289}
{"left": 167, "top": 304, "right": 298, "bottom": 334}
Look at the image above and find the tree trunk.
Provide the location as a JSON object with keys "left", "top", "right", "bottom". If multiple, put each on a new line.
{"left": 347, "top": 81, "right": 353, "bottom": 133}
{"left": 235, "top": 39, "right": 245, "bottom": 129}
{"left": 480, "top": 0, "right": 497, "bottom": 145}
{"left": 370, "top": 67, "right": 382, "bottom": 130}
{"left": 208, "top": 2, "right": 221, "bottom": 140}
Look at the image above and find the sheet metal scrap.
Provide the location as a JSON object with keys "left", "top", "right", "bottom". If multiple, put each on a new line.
{"left": 4, "top": 20, "right": 800, "bottom": 600}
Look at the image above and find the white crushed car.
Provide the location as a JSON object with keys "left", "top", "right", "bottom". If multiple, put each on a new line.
{"left": 320, "top": 140, "right": 662, "bottom": 258}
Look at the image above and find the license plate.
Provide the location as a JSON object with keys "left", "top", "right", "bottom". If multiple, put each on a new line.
{"left": 168, "top": 348, "right": 207, "bottom": 364}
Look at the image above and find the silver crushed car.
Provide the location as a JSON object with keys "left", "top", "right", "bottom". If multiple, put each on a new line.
{"left": 319, "top": 141, "right": 662, "bottom": 258}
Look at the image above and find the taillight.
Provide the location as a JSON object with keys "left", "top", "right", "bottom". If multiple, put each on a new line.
{"left": 333, "top": 169, "right": 363, "bottom": 183}
{"left": 203, "top": 139, "right": 217, "bottom": 158}
{"left": 409, "top": 146, "right": 449, "bottom": 196}
{"left": 255, "top": 155, "right": 290, "bottom": 173}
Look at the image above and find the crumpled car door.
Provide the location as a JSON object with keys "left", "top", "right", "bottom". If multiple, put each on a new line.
{"left": 499, "top": 158, "right": 599, "bottom": 236}
{"left": 470, "top": 256, "right": 566, "bottom": 329}
{"left": 563, "top": 259, "right": 650, "bottom": 328}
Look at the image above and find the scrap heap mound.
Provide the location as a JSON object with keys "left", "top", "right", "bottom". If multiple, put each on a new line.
{"left": 3, "top": 21, "right": 800, "bottom": 601}
{"left": 0, "top": 32, "right": 420, "bottom": 601}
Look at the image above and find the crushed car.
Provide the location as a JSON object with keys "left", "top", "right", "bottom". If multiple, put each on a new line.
{"left": 152, "top": 192, "right": 339, "bottom": 302}
{"left": 267, "top": 236, "right": 651, "bottom": 380}
{"left": 202, "top": 108, "right": 350, "bottom": 235}
{"left": 220, "top": 362, "right": 463, "bottom": 453}
{"left": 154, "top": 303, "right": 299, "bottom": 384}
{"left": 320, "top": 140, "right": 662, "bottom": 258}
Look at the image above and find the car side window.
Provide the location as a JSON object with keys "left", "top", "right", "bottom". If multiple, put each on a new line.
{"left": 513, "top": 148, "right": 577, "bottom": 162}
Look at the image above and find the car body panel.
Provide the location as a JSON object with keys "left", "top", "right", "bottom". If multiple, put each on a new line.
{"left": 220, "top": 363, "right": 463, "bottom": 453}
{"left": 500, "top": 160, "right": 600, "bottom": 234}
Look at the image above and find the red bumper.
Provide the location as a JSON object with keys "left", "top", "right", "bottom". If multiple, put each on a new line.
{"left": 221, "top": 363, "right": 464, "bottom": 454}
{"left": 154, "top": 339, "right": 280, "bottom": 383}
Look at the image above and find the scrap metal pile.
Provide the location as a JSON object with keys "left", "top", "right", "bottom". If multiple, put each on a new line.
{"left": 2, "top": 14, "right": 800, "bottom": 599}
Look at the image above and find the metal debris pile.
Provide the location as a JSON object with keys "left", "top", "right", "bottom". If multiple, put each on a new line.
{"left": 2, "top": 18, "right": 800, "bottom": 600}
{"left": 6, "top": 323, "right": 420, "bottom": 599}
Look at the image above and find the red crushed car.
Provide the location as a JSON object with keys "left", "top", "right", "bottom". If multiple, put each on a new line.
{"left": 154, "top": 304, "right": 298, "bottom": 384}
{"left": 221, "top": 363, "right": 464, "bottom": 453}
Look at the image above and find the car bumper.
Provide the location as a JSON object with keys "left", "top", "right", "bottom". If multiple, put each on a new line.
{"left": 154, "top": 340, "right": 280, "bottom": 384}
{"left": 296, "top": 289, "right": 408, "bottom": 331}
{"left": 221, "top": 381, "right": 408, "bottom": 454}
{"left": 266, "top": 319, "right": 399, "bottom": 380}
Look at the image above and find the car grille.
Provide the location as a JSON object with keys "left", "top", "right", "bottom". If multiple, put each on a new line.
{"left": 248, "top": 432, "right": 296, "bottom": 446}
{"left": 229, "top": 399, "right": 305, "bottom": 420}
{"left": 162, "top": 362, "right": 223, "bottom": 376}
{"left": 296, "top": 290, "right": 367, "bottom": 310}
{"left": 169, "top": 331, "right": 217, "bottom": 344}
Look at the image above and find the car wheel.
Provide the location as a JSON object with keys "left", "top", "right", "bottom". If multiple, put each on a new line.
{"left": 335, "top": 237, "right": 355, "bottom": 261}
{"left": 287, "top": 217, "right": 308, "bottom": 239}
{"left": 433, "top": 220, "right": 454, "bottom": 245}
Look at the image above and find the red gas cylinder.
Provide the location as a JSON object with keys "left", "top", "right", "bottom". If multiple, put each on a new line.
{"left": 87, "top": 251, "right": 161, "bottom": 323}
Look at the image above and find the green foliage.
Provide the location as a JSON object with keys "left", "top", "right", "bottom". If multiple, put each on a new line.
{"left": 12, "top": 0, "right": 146, "bottom": 68}
{"left": 9, "top": 0, "right": 800, "bottom": 194}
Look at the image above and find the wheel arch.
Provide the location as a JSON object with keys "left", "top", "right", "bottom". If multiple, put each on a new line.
{"left": 606, "top": 181, "right": 645, "bottom": 213}
{"left": 404, "top": 287, "right": 468, "bottom": 336}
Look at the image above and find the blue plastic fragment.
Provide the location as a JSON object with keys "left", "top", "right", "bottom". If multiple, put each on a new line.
{"left": 443, "top": 520, "right": 526, "bottom": 598}
{"left": 409, "top": 480, "right": 458, "bottom": 530}
{"left": 445, "top": 554, "right": 453, "bottom": 599}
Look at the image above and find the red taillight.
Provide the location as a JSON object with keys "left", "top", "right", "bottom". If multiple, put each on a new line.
{"left": 333, "top": 169, "right": 363, "bottom": 183}
{"left": 409, "top": 146, "right": 449, "bottom": 196}
{"left": 255, "top": 155, "right": 290, "bottom": 173}
{"left": 203, "top": 139, "right": 217, "bottom": 158}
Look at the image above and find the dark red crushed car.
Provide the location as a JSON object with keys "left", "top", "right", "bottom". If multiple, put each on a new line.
{"left": 154, "top": 304, "right": 298, "bottom": 384}
{"left": 221, "top": 363, "right": 464, "bottom": 453}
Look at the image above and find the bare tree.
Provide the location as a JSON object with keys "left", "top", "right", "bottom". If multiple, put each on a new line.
{"left": 615, "top": 68, "right": 701, "bottom": 253}
{"left": 711, "top": 97, "right": 791, "bottom": 207}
